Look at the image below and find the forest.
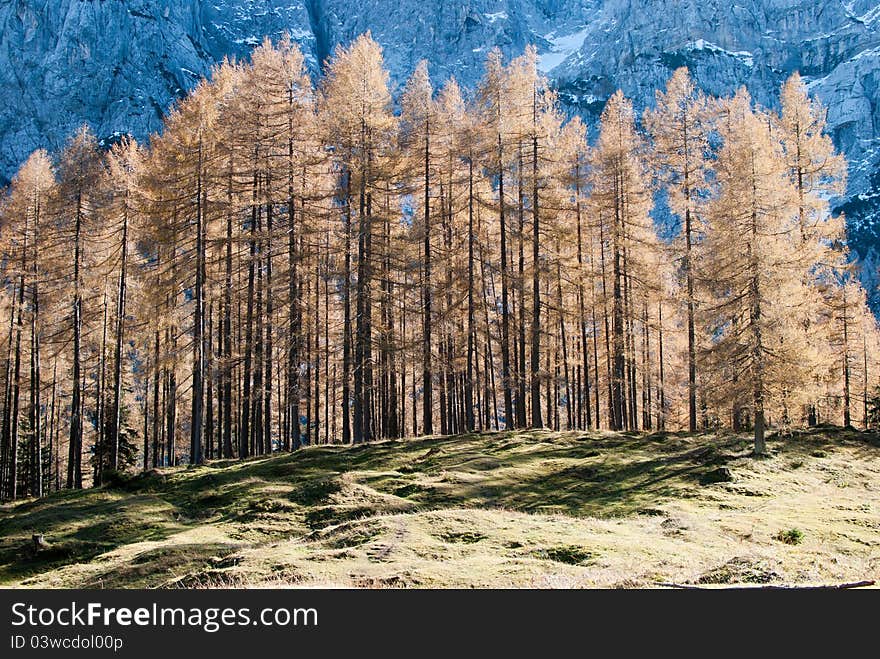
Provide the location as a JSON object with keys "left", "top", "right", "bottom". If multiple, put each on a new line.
{"left": 1, "top": 32, "right": 878, "bottom": 501}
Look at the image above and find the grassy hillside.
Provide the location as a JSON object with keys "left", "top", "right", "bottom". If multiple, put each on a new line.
{"left": 1, "top": 427, "right": 878, "bottom": 588}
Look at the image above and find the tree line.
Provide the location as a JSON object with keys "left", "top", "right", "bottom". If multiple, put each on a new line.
{"left": 1, "top": 33, "right": 877, "bottom": 499}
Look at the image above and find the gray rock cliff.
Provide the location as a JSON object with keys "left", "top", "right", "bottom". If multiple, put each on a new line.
{"left": 1, "top": 0, "right": 878, "bottom": 292}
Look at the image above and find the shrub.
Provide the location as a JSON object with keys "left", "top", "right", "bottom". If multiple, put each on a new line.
{"left": 774, "top": 528, "right": 804, "bottom": 545}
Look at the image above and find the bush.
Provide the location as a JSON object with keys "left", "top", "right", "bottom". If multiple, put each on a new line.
{"left": 100, "top": 469, "right": 131, "bottom": 488}
{"left": 774, "top": 528, "right": 804, "bottom": 545}
{"left": 700, "top": 467, "right": 733, "bottom": 485}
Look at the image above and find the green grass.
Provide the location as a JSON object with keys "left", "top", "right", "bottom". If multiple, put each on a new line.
{"left": 1, "top": 427, "right": 878, "bottom": 588}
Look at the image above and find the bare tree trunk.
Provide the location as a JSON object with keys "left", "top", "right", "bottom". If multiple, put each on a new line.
{"left": 0, "top": 282, "right": 17, "bottom": 498}
{"left": 253, "top": 203, "right": 265, "bottom": 455}
{"left": 264, "top": 200, "right": 274, "bottom": 452}
{"left": 642, "top": 299, "right": 652, "bottom": 431}
{"left": 324, "top": 231, "right": 331, "bottom": 443}
{"left": 191, "top": 143, "right": 205, "bottom": 465}
{"left": 400, "top": 284, "right": 408, "bottom": 438}
{"left": 364, "top": 186, "right": 374, "bottom": 442}
{"left": 685, "top": 205, "right": 697, "bottom": 432}
{"left": 530, "top": 124, "right": 542, "bottom": 429}
{"left": 67, "top": 192, "right": 84, "bottom": 489}
{"left": 29, "top": 201, "right": 42, "bottom": 497}
{"left": 443, "top": 182, "right": 454, "bottom": 435}
{"left": 482, "top": 230, "right": 500, "bottom": 431}
{"left": 574, "top": 163, "right": 593, "bottom": 429}
{"left": 465, "top": 157, "right": 476, "bottom": 432}
{"left": 152, "top": 280, "right": 161, "bottom": 467}
{"left": 384, "top": 199, "right": 398, "bottom": 438}
{"left": 206, "top": 301, "right": 215, "bottom": 459}
{"left": 516, "top": 144, "right": 527, "bottom": 429}
{"left": 749, "top": 207, "right": 765, "bottom": 456}
{"left": 498, "top": 135, "right": 513, "bottom": 430}
{"left": 142, "top": 370, "right": 149, "bottom": 471}
{"left": 313, "top": 232, "right": 320, "bottom": 444}
{"left": 96, "top": 294, "right": 108, "bottom": 483}
{"left": 422, "top": 124, "right": 434, "bottom": 436}
{"left": 304, "top": 251, "right": 312, "bottom": 446}
{"left": 241, "top": 172, "right": 257, "bottom": 459}
{"left": 622, "top": 246, "right": 637, "bottom": 431}
{"left": 556, "top": 249, "right": 572, "bottom": 430}
{"left": 166, "top": 316, "right": 177, "bottom": 467}
{"left": 611, "top": 197, "right": 626, "bottom": 432}
{"left": 598, "top": 215, "right": 614, "bottom": 429}
{"left": 48, "top": 360, "right": 57, "bottom": 490}
{"left": 223, "top": 162, "right": 234, "bottom": 458}
{"left": 658, "top": 301, "right": 666, "bottom": 431}
{"left": 342, "top": 169, "right": 353, "bottom": 444}
{"left": 287, "top": 188, "right": 301, "bottom": 450}
{"left": 109, "top": 197, "right": 129, "bottom": 472}
{"left": 354, "top": 163, "right": 366, "bottom": 444}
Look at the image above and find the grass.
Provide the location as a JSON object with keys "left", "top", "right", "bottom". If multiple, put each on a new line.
{"left": 0, "top": 427, "right": 878, "bottom": 588}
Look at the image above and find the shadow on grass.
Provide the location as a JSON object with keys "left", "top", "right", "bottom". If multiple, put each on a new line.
{"left": 2, "top": 426, "right": 876, "bottom": 585}
{"left": 82, "top": 542, "right": 239, "bottom": 589}
{"left": 0, "top": 493, "right": 183, "bottom": 583}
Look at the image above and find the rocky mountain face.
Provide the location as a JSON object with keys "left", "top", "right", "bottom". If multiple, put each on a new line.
{"left": 1, "top": 0, "right": 879, "bottom": 288}
{"left": 0, "top": 0, "right": 595, "bottom": 176}
{"left": 551, "top": 1, "right": 880, "bottom": 270}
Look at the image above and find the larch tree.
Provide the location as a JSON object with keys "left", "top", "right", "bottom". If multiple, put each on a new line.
{"left": 701, "top": 89, "right": 815, "bottom": 454}
{"left": 103, "top": 138, "right": 141, "bottom": 477}
{"left": 55, "top": 127, "right": 102, "bottom": 489}
{"left": 558, "top": 117, "right": 599, "bottom": 429}
{"left": 507, "top": 46, "right": 565, "bottom": 429}
{"left": 321, "top": 33, "right": 396, "bottom": 443}
{"left": 0, "top": 150, "right": 54, "bottom": 498}
{"left": 823, "top": 275, "right": 868, "bottom": 427}
{"left": 589, "top": 91, "right": 657, "bottom": 431}
{"left": 776, "top": 72, "right": 848, "bottom": 426}
{"left": 1, "top": 39, "right": 879, "bottom": 500}
{"left": 269, "top": 37, "right": 318, "bottom": 452}
{"left": 400, "top": 59, "right": 437, "bottom": 436}
{"left": 776, "top": 73, "right": 847, "bottom": 244}
{"left": 644, "top": 67, "right": 712, "bottom": 432}
{"left": 478, "top": 48, "right": 517, "bottom": 429}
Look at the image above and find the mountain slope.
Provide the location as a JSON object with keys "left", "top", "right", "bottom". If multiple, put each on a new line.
{"left": 3, "top": 2, "right": 878, "bottom": 178}
{"left": 1, "top": 0, "right": 879, "bottom": 297}
{"left": 1, "top": 428, "right": 878, "bottom": 588}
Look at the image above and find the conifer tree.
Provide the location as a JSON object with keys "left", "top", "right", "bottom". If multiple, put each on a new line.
{"left": 590, "top": 92, "right": 656, "bottom": 431}
{"left": 478, "top": 48, "right": 517, "bottom": 429}
{"left": 55, "top": 127, "right": 102, "bottom": 488}
{"left": 103, "top": 138, "right": 140, "bottom": 476}
{"left": 776, "top": 72, "right": 848, "bottom": 425}
{"left": 322, "top": 33, "right": 396, "bottom": 443}
{"left": 645, "top": 68, "right": 712, "bottom": 432}
{"left": 401, "top": 60, "right": 436, "bottom": 436}
{"left": 1, "top": 39, "right": 878, "bottom": 499}
{"left": 702, "top": 90, "right": 814, "bottom": 454}
{"left": 0, "top": 150, "right": 54, "bottom": 497}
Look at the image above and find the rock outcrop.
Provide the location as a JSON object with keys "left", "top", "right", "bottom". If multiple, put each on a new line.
{"left": 1, "top": 1, "right": 878, "bottom": 297}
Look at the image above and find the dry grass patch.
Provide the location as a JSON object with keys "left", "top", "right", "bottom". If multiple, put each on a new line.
{"left": 1, "top": 427, "right": 878, "bottom": 588}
